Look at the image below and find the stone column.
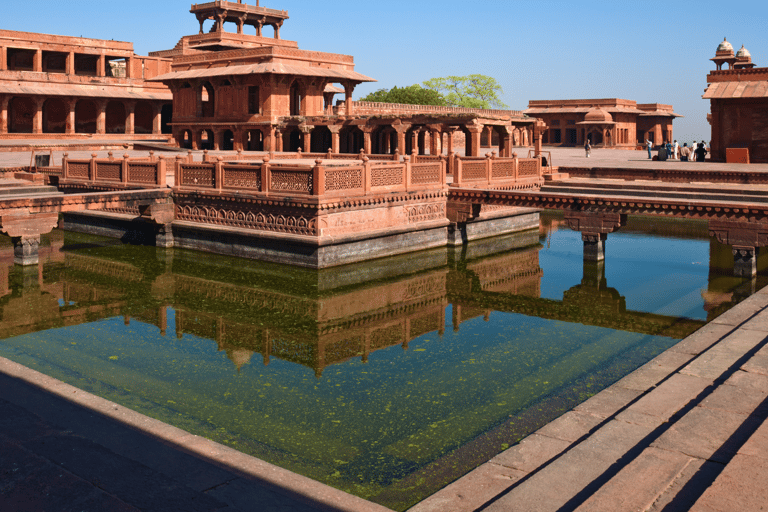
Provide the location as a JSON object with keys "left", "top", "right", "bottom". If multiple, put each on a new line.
{"left": 275, "top": 129, "right": 284, "bottom": 152}
{"left": 97, "top": 55, "right": 105, "bottom": 77}
{"left": 33, "top": 49, "right": 42, "bottom": 72}
{"left": 32, "top": 98, "right": 44, "bottom": 134}
{"left": 0, "top": 95, "right": 8, "bottom": 135}
{"left": 344, "top": 82, "right": 355, "bottom": 116}
{"left": 213, "top": 130, "right": 222, "bottom": 151}
{"left": 96, "top": 101, "right": 106, "bottom": 134}
{"left": 1, "top": 212, "right": 60, "bottom": 266}
{"left": 264, "top": 125, "right": 275, "bottom": 153}
{"left": 565, "top": 212, "right": 626, "bottom": 262}
{"left": 328, "top": 125, "right": 341, "bottom": 154}
{"left": 67, "top": 51, "right": 75, "bottom": 75}
{"left": 301, "top": 126, "right": 312, "bottom": 153}
{"left": 465, "top": 124, "right": 483, "bottom": 157}
{"left": 0, "top": 46, "right": 6, "bottom": 71}
{"left": 274, "top": 20, "right": 283, "bottom": 39}
{"left": 709, "top": 219, "right": 768, "bottom": 277}
{"left": 361, "top": 126, "right": 374, "bottom": 155}
{"left": 66, "top": 99, "right": 76, "bottom": 134}
{"left": 125, "top": 101, "right": 135, "bottom": 135}
{"left": 152, "top": 105, "right": 162, "bottom": 135}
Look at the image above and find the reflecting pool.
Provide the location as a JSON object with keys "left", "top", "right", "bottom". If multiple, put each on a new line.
{"left": 0, "top": 212, "right": 762, "bottom": 510}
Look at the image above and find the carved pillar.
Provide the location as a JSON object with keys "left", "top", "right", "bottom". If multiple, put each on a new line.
{"left": 300, "top": 125, "right": 313, "bottom": 153}
{"left": 0, "top": 95, "right": 8, "bottom": 135}
{"left": 125, "top": 101, "right": 135, "bottom": 135}
{"left": 97, "top": 54, "right": 105, "bottom": 77}
{"left": 33, "top": 49, "right": 42, "bottom": 72}
{"left": 1, "top": 212, "right": 59, "bottom": 266}
{"left": 67, "top": 51, "right": 75, "bottom": 75}
{"left": 152, "top": 105, "right": 162, "bottom": 134}
{"left": 32, "top": 97, "right": 44, "bottom": 134}
{"left": 709, "top": 219, "right": 768, "bottom": 277}
{"left": 0, "top": 46, "right": 6, "bottom": 71}
{"left": 213, "top": 130, "right": 222, "bottom": 151}
{"left": 465, "top": 123, "right": 483, "bottom": 157}
{"left": 328, "top": 125, "right": 341, "bottom": 154}
{"left": 343, "top": 82, "right": 355, "bottom": 116}
{"left": 96, "top": 100, "right": 106, "bottom": 134}
{"left": 565, "top": 212, "right": 626, "bottom": 262}
{"left": 275, "top": 128, "right": 283, "bottom": 152}
{"left": 256, "top": 18, "right": 264, "bottom": 37}
{"left": 237, "top": 14, "right": 246, "bottom": 34}
{"left": 197, "top": 14, "right": 205, "bottom": 34}
{"left": 361, "top": 126, "right": 374, "bottom": 155}
{"left": 66, "top": 99, "right": 76, "bottom": 134}
{"left": 533, "top": 120, "right": 547, "bottom": 157}
{"left": 264, "top": 125, "right": 275, "bottom": 153}
{"left": 274, "top": 20, "right": 283, "bottom": 39}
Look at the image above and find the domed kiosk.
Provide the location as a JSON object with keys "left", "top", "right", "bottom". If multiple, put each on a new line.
{"left": 578, "top": 107, "right": 617, "bottom": 146}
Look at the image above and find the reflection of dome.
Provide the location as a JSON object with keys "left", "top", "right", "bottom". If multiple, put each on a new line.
{"left": 717, "top": 38, "right": 734, "bottom": 53}
{"left": 736, "top": 45, "right": 751, "bottom": 59}
{"left": 583, "top": 107, "right": 613, "bottom": 124}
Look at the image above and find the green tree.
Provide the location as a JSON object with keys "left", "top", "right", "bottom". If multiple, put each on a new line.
{"left": 422, "top": 75, "right": 508, "bottom": 109}
{"left": 359, "top": 84, "right": 447, "bottom": 106}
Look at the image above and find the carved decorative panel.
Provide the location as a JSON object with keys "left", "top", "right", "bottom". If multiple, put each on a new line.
{"left": 180, "top": 165, "right": 215, "bottom": 187}
{"left": 96, "top": 163, "right": 121, "bottom": 182}
{"left": 462, "top": 161, "right": 486, "bottom": 180}
{"left": 68, "top": 162, "right": 90, "bottom": 178}
{"left": 223, "top": 166, "right": 261, "bottom": 190}
{"left": 405, "top": 203, "right": 446, "bottom": 223}
{"left": 411, "top": 164, "right": 441, "bottom": 185}
{"left": 325, "top": 168, "right": 363, "bottom": 191}
{"left": 326, "top": 335, "right": 364, "bottom": 364}
{"left": 370, "top": 325, "right": 404, "bottom": 350}
{"left": 370, "top": 166, "right": 404, "bottom": 187}
{"left": 175, "top": 203, "right": 318, "bottom": 236}
{"left": 491, "top": 161, "right": 515, "bottom": 178}
{"left": 518, "top": 160, "right": 539, "bottom": 177}
{"left": 410, "top": 311, "right": 441, "bottom": 337}
{"left": 271, "top": 170, "right": 313, "bottom": 193}
{"left": 128, "top": 163, "right": 158, "bottom": 184}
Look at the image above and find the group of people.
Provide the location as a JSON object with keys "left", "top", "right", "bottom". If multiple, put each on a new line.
{"left": 646, "top": 139, "right": 708, "bottom": 162}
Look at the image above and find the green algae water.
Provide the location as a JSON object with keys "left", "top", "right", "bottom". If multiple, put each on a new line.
{"left": 0, "top": 212, "right": 762, "bottom": 510}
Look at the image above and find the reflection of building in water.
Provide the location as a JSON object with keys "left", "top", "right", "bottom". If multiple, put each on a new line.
{"left": 3, "top": 225, "right": 763, "bottom": 374}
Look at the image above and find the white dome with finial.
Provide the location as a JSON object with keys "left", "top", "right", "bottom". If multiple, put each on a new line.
{"left": 736, "top": 45, "right": 751, "bottom": 59}
{"left": 717, "top": 38, "right": 734, "bottom": 53}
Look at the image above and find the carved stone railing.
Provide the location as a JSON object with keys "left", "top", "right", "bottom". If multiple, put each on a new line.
{"left": 452, "top": 154, "right": 543, "bottom": 190}
{"left": 174, "top": 155, "right": 447, "bottom": 198}
{"left": 61, "top": 152, "right": 167, "bottom": 188}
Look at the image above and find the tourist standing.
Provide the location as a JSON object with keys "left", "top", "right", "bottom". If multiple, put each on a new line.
{"left": 646, "top": 139, "right": 653, "bottom": 159}
{"left": 665, "top": 141, "right": 672, "bottom": 159}
{"left": 585, "top": 139, "right": 591, "bottom": 158}
{"left": 673, "top": 140, "right": 679, "bottom": 160}
{"left": 695, "top": 142, "right": 708, "bottom": 162}
{"left": 680, "top": 143, "right": 691, "bottom": 162}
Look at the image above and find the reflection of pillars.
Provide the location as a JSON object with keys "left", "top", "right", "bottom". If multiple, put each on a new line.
{"left": 733, "top": 247, "right": 757, "bottom": 278}
{"left": 159, "top": 306, "right": 167, "bottom": 336}
{"left": 316, "top": 335, "right": 325, "bottom": 378}
{"left": 262, "top": 329, "right": 270, "bottom": 365}
{"left": 582, "top": 258, "right": 606, "bottom": 288}
{"left": 452, "top": 304, "right": 461, "bottom": 332}
{"left": 175, "top": 310, "right": 183, "bottom": 339}
{"left": 362, "top": 330, "right": 371, "bottom": 363}
{"left": 403, "top": 319, "right": 411, "bottom": 350}
{"left": 19, "top": 265, "right": 39, "bottom": 291}
{"left": 12, "top": 236, "right": 41, "bottom": 266}
{"left": 216, "top": 318, "right": 225, "bottom": 344}
{"left": 0, "top": 265, "right": 9, "bottom": 296}
{"left": 439, "top": 302, "right": 446, "bottom": 337}
{"left": 124, "top": 315, "right": 130, "bottom": 326}
{"left": 583, "top": 233, "right": 608, "bottom": 262}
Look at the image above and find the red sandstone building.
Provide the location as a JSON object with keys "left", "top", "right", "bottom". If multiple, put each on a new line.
{"left": 0, "top": 30, "right": 173, "bottom": 138}
{"left": 705, "top": 38, "right": 768, "bottom": 163}
{"left": 524, "top": 99, "right": 680, "bottom": 148}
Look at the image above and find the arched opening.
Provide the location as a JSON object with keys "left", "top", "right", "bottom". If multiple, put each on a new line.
{"left": 223, "top": 129, "right": 234, "bottom": 151}
{"left": 75, "top": 100, "right": 98, "bottom": 134}
{"left": 105, "top": 101, "right": 126, "bottom": 134}
{"left": 588, "top": 129, "right": 603, "bottom": 145}
{"left": 134, "top": 102, "right": 154, "bottom": 134}
{"left": 8, "top": 97, "right": 35, "bottom": 133}
{"left": 310, "top": 126, "right": 332, "bottom": 153}
{"left": 282, "top": 128, "right": 301, "bottom": 152}
{"left": 340, "top": 126, "right": 363, "bottom": 154}
{"left": 161, "top": 104, "right": 173, "bottom": 134}
{"left": 200, "top": 82, "right": 215, "bottom": 118}
{"left": 43, "top": 98, "right": 67, "bottom": 134}
{"left": 372, "top": 126, "right": 395, "bottom": 154}
{"left": 200, "top": 129, "right": 214, "bottom": 150}
{"left": 180, "top": 129, "right": 193, "bottom": 149}
{"left": 290, "top": 81, "right": 302, "bottom": 116}
{"left": 460, "top": 126, "right": 473, "bottom": 157}
{"left": 245, "top": 129, "right": 264, "bottom": 151}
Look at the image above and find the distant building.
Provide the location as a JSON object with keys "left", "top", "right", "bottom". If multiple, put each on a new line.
{"left": 0, "top": 30, "right": 173, "bottom": 137}
{"left": 704, "top": 38, "right": 768, "bottom": 163}
{"left": 524, "top": 99, "right": 680, "bottom": 148}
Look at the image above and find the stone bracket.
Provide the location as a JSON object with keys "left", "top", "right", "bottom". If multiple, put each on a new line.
{"left": 565, "top": 211, "right": 627, "bottom": 235}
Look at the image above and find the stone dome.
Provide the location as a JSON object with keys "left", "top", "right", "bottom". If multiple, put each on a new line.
{"left": 736, "top": 45, "right": 751, "bottom": 59}
{"left": 717, "top": 38, "right": 734, "bottom": 53}
{"left": 583, "top": 107, "right": 613, "bottom": 124}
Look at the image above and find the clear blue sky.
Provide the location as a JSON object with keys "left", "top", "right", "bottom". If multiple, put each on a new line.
{"left": 18, "top": 0, "right": 767, "bottom": 141}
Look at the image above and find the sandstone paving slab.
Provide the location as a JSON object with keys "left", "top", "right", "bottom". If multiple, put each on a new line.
{"left": 624, "top": 373, "right": 711, "bottom": 421}
{"left": 646, "top": 458, "right": 723, "bottom": 512}
{"left": 698, "top": 373, "right": 768, "bottom": 415}
{"left": 650, "top": 406, "right": 760, "bottom": 464}
{"left": 735, "top": 415, "right": 768, "bottom": 460}
{"left": 483, "top": 419, "right": 654, "bottom": 512}
{"left": 490, "top": 433, "right": 572, "bottom": 473}
{"left": 690, "top": 453, "right": 768, "bottom": 512}
{"left": 533, "top": 410, "right": 606, "bottom": 443}
{"left": 573, "top": 447, "right": 696, "bottom": 512}
{"left": 742, "top": 345, "right": 768, "bottom": 376}
{"left": 740, "top": 311, "right": 768, "bottom": 333}
{"left": 612, "top": 350, "right": 695, "bottom": 391}
{"left": 668, "top": 323, "right": 736, "bottom": 356}
{"left": 572, "top": 386, "right": 643, "bottom": 419}
{"left": 709, "top": 300, "right": 765, "bottom": 327}
{"left": 681, "top": 329, "right": 768, "bottom": 380}
{"left": 407, "top": 462, "right": 525, "bottom": 512}
{"left": 205, "top": 477, "right": 323, "bottom": 512}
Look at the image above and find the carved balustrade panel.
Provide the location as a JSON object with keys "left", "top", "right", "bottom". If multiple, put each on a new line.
{"left": 223, "top": 164, "right": 262, "bottom": 190}
{"left": 179, "top": 164, "right": 215, "bottom": 188}
{"left": 96, "top": 162, "right": 122, "bottom": 182}
{"left": 410, "top": 311, "right": 442, "bottom": 338}
{"left": 68, "top": 161, "right": 90, "bottom": 179}
{"left": 128, "top": 163, "right": 158, "bottom": 184}
{"left": 370, "top": 165, "right": 404, "bottom": 188}
{"left": 270, "top": 169, "right": 313, "bottom": 194}
{"left": 271, "top": 337, "right": 317, "bottom": 366}
{"left": 324, "top": 334, "right": 365, "bottom": 365}
{"left": 411, "top": 163, "right": 442, "bottom": 185}
{"left": 324, "top": 167, "right": 363, "bottom": 192}
{"left": 491, "top": 160, "right": 516, "bottom": 179}
{"left": 405, "top": 202, "right": 447, "bottom": 224}
{"left": 175, "top": 202, "right": 318, "bottom": 236}
{"left": 461, "top": 161, "right": 487, "bottom": 181}
{"left": 518, "top": 159, "right": 540, "bottom": 177}
{"left": 370, "top": 324, "right": 405, "bottom": 350}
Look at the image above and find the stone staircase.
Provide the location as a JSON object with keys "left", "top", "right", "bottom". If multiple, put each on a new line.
{"left": 0, "top": 179, "right": 63, "bottom": 200}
